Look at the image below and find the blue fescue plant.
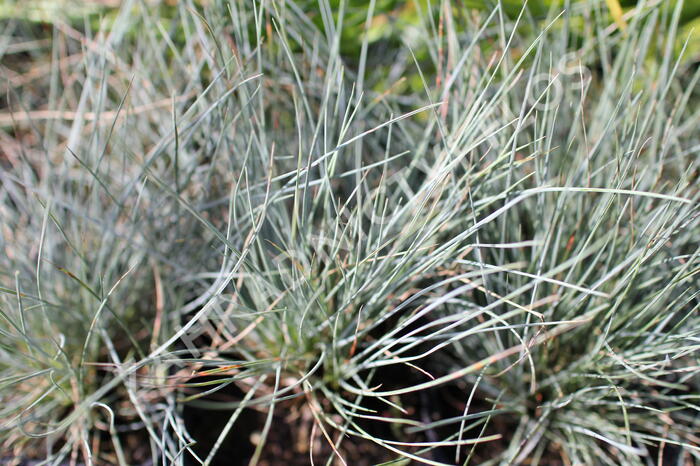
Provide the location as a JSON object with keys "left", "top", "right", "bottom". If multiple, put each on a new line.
{"left": 0, "top": 0, "right": 698, "bottom": 464}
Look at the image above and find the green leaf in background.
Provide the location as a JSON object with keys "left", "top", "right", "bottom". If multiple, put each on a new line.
{"left": 621, "top": 0, "right": 700, "bottom": 24}
{"left": 464, "top": 0, "right": 700, "bottom": 24}
{"left": 605, "top": 0, "right": 627, "bottom": 30}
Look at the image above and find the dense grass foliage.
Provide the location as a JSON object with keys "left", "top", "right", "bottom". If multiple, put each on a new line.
{"left": 1, "top": 0, "right": 699, "bottom": 464}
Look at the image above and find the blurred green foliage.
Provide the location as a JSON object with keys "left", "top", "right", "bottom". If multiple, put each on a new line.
{"left": 2, "top": 0, "right": 698, "bottom": 73}
{"left": 3, "top": 0, "right": 700, "bottom": 25}
{"left": 294, "top": 0, "right": 700, "bottom": 64}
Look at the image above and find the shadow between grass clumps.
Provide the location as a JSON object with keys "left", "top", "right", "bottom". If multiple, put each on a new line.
{"left": 180, "top": 374, "right": 399, "bottom": 465}
{"left": 182, "top": 381, "right": 260, "bottom": 466}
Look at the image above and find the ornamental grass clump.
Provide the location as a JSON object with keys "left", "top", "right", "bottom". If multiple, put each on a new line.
{"left": 0, "top": 0, "right": 698, "bottom": 464}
